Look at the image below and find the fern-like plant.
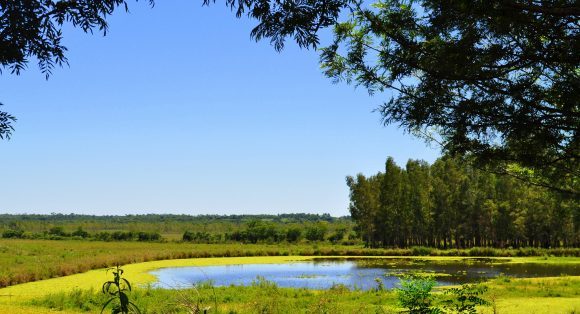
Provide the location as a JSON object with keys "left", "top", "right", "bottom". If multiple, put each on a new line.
{"left": 101, "top": 265, "right": 141, "bottom": 314}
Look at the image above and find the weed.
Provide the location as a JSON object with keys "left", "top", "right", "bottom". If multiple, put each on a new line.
{"left": 396, "top": 275, "right": 442, "bottom": 314}
{"left": 100, "top": 265, "right": 141, "bottom": 314}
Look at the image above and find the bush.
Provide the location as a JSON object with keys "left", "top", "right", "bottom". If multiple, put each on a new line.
{"left": 49, "top": 226, "right": 69, "bottom": 237}
{"left": 71, "top": 227, "right": 89, "bottom": 238}
{"left": 328, "top": 227, "right": 347, "bottom": 244}
{"left": 305, "top": 224, "right": 327, "bottom": 242}
{"left": 396, "top": 275, "right": 442, "bottom": 314}
{"left": 411, "top": 246, "right": 433, "bottom": 256}
{"left": 2, "top": 229, "right": 24, "bottom": 239}
{"left": 182, "top": 231, "right": 211, "bottom": 243}
{"left": 443, "top": 284, "right": 489, "bottom": 314}
{"left": 137, "top": 232, "right": 161, "bottom": 242}
{"left": 285, "top": 228, "right": 302, "bottom": 243}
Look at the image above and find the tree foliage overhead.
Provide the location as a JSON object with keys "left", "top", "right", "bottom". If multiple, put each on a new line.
{"left": 0, "top": 103, "right": 15, "bottom": 139}
{"left": 320, "top": 0, "right": 579, "bottom": 195}
{"left": 204, "top": 0, "right": 350, "bottom": 51}
{"left": 1, "top": 0, "right": 153, "bottom": 78}
{"left": 0, "top": 0, "right": 153, "bottom": 139}
{"left": 1, "top": 0, "right": 578, "bottom": 196}
{"left": 205, "top": 0, "right": 580, "bottom": 196}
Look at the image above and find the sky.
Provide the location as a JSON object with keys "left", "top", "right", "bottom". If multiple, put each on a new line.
{"left": 0, "top": 0, "right": 439, "bottom": 216}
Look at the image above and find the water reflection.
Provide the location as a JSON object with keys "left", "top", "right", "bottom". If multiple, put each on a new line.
{"left": 150, "top": 258, "right": 580, "bottom": 290}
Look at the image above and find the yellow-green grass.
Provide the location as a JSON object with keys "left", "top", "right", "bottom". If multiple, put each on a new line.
{"left": 0, "top": 239, "right": 358, "bottom": 287}
{"left": 478, "top": 275, "right": 580, "bottom": 313}
{"left": 0, "top": 256, "right": 313, "bottom": 303}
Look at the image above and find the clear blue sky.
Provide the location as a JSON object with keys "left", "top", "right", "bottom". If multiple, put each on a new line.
{"left": 0, "top": 0, "right": 439, "bottom": 216}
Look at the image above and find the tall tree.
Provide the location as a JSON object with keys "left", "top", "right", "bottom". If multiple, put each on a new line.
{"left": 346, "top": 173, "right": 382, "bottom": 247}
{"left": 405, "top": 159, "right": 431, "bottom": 246}
{"left": 379, "top": 157, "right": 404, "bottom": 246}
{"left": 348, "top": 155, "right": 579, "bottom": 248}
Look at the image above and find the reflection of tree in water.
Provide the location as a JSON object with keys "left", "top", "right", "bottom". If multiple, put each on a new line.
{"left": 310, "top": 258, "right": 580, "bottom": 284}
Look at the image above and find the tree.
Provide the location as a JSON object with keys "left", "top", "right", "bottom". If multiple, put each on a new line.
{"left": 1, "top": 0, "right": 155, "bottom": 78}
{"left": 219, "top": 0, "right": 578, "bottom": 196}
{"left": 1, "top": 0, "right": 155, "bottom": 139}
{"left": 0, "top": 104, "right": 15, "bottom": 139}
{"left": 346, "top": 173, "right": 382, "bottom": 247}
{"left": 347, "top": 155, "right": 579, "bottom": 248}
{"left": 380, "top": 157, "right": 405, "bottom": 247}
{"left": 2, "top": 1, "right": 578, "bottom": 196}
{"left": 319, "top": 0, "right": 579, "bottom": 195}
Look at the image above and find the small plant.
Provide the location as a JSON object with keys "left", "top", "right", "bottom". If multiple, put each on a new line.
{"left": 174, "top": 283, "right": 214, "bottom": 314}
{"left": 443, "top": 284, "right": 489, "bottom": 314}
{"left": 396, "top": 275, "right": 442, "bottom": 314}
{"left": 101, "top": 265, "right": 141, "bottom": 314}
{"left": 375, "top": 277, "right": 385, "bottom": 291}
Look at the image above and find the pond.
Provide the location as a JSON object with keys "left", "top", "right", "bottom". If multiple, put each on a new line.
{"left": 150, "top": 258, "right": 580, "bottom": 290}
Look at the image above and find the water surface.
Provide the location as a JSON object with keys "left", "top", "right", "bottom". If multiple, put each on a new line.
{"left": 150, "top": 258, "right": 580, "bottom": 290}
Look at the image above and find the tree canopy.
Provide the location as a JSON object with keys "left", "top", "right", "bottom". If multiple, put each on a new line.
{"left": 320, "top": 0, "right": 579, "bottom": 195}
{"left": 0, "top": 0, "right": 153, "bottom": 139}
{"left": 1, "top": 0, "right": 578, "bottom": 195}
{"left": 212, "top": 0, "right": 579, "bottom": 195}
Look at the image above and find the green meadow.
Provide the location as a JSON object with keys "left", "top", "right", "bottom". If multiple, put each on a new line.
{"left": 1, "top": 216, "right": 580, "bottom": 313}
{"left": 0, "top": 245, "right": 579, "bottom": 313}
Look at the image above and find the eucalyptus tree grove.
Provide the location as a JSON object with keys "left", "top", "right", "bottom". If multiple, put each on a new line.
{"left": 347, "top": 156, "right": 579, "bottom": 248}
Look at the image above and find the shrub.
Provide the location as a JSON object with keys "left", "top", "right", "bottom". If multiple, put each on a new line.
{"left": 2, "top": 229, "right": 24, "bottom": 239}
{"left": 285, "top": 228, "right": 302, "bottom": 243}
{"left": 48, "top": 226, "right": 69, "bottom": 237}
{"left": 137, "top": 232, "right": 161, "bottom": 242}
{"left": 396, "top": 275, "right": 442, "bottom": 314}
{"left": 305, "top": 224, "right": 327, "bottom": 242}
{"left": 328, "top": 227, "right": 347, "bottom": 244}
{"left": 443, "top": 284, "right": 489, "bottom": 314}
{"left": 72, "top": 227, "right": 90, "bottom": 238}
{"left": 411, "top": 246, "right": 433, "bottom": 256}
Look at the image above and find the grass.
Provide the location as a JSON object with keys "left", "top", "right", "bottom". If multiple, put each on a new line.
{"left": 2, "top": 239, "right": 579, "bottom": 289}
{"left": 1, "top": 239, "right": 579, "bottom": 313}
{"left": 1, "top": 255, "right": 579, "bottom": 313}
{"left": 8, "top": 274, "right": 580, "bottom": 313}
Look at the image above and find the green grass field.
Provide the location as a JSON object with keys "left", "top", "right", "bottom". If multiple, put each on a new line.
{"left": 0, "top": 255, "right": 579, "bottom": 313}
{"left": 2, "top": 239, "right": 579, "bottom": 289}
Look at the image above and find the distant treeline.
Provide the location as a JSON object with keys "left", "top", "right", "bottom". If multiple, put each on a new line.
{"left": 2, "top": 226, "right": 162, "bottom": 242}
{"left": 0, "top": 213, "right": 341, "bottom": 223}
{"left": 348, "top": 156, "right": 579, "bottom": 249}
{"left": 0, "top": 213, "right": 355, "bottom": 244}
{"left": 183, "top": 220, "right": 353, "bottom": 244}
